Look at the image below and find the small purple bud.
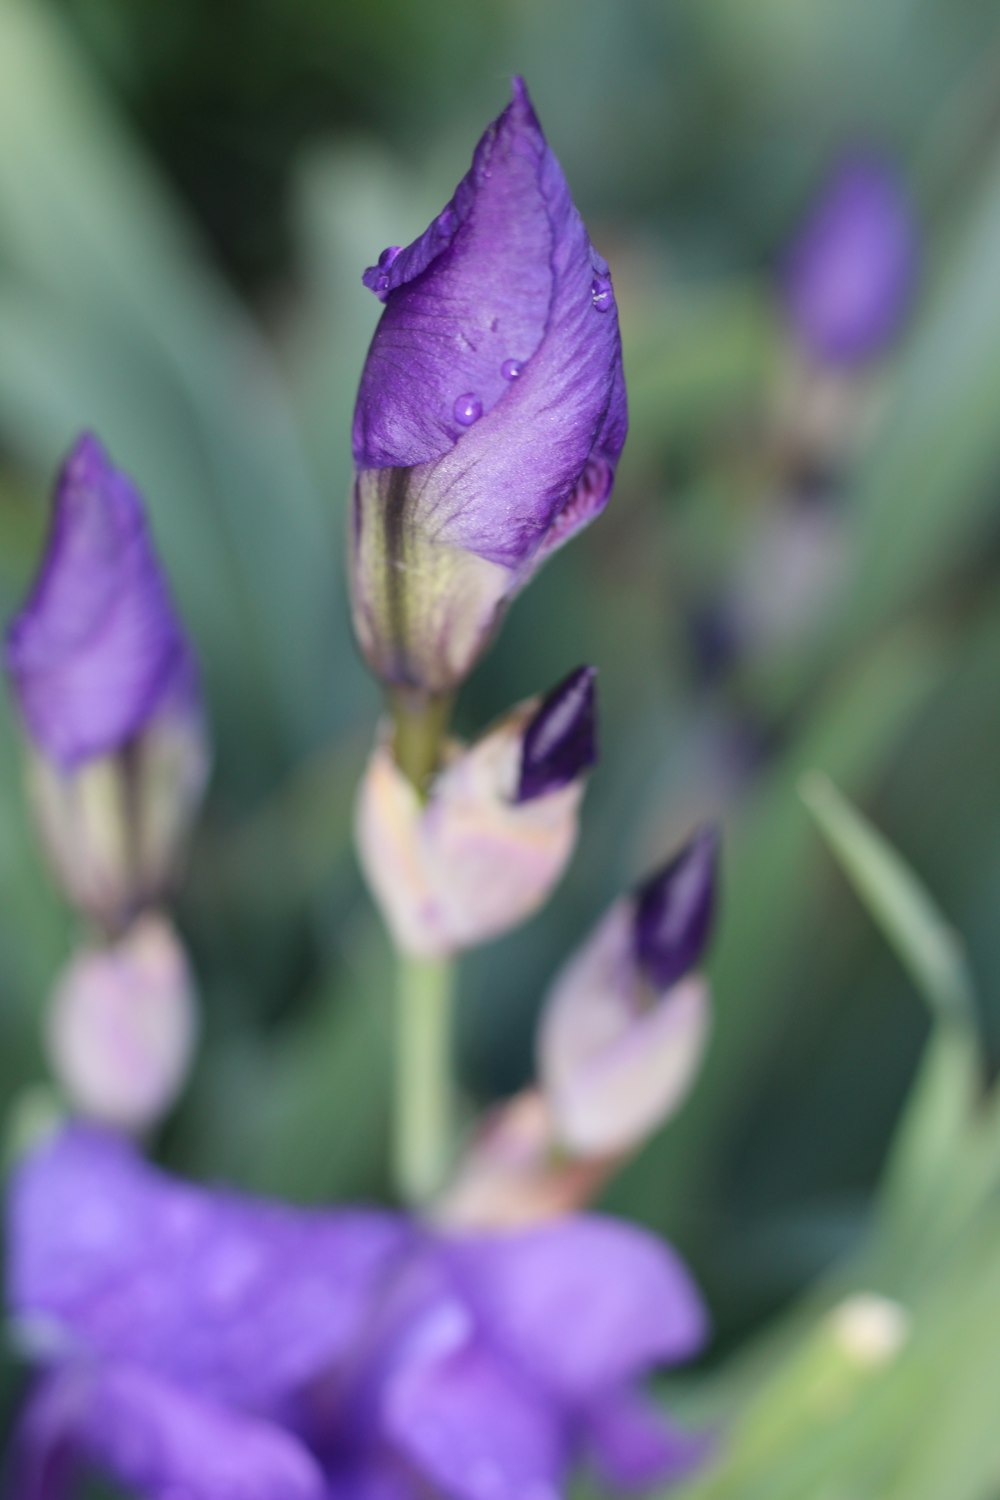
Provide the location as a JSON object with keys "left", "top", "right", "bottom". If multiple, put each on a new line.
{"left": 782, "top": 152, "right": 919, "bottom": 367}
{"left": 516, "top": 665, "right": 597, "bottom": 803}
{"left": 633, "top": 827, "right": 720, "bottom": 990}
{"left": 5, "top": 435, "right": 208, "bottom": 927}
{"left": 5, "top": 433, "right": 200, "bottom": 770}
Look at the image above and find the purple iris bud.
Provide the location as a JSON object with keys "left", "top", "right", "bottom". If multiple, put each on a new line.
{"left": 4, "top": 435, "right": 208, "bottom": 930}
{"left": 517, "top": 664, "right": 597, "bottom": 803}
{"left": 8, "top": 1126, "right": 709, "bottom": 1499}
{"left": 633, "top": 826, "right": 720, "bottom": 991}
{"left": 351, "top": 77, "right": 627, "bottom": 696}
{"left": 782, "top": 152, "right": 919, "bottom": 367}
{"left": 5, "top": 433, "right": 198, "bottom": 770}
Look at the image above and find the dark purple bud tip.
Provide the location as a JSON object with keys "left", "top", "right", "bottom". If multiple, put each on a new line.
{"left": 516, "top": 665, "right": 597, "bottom": 803}
{"left": 633, "top": 826, "right": 720, "bottom": 990}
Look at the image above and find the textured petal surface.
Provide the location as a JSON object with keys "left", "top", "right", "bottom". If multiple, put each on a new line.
{"left": 353, "top": 78, "right": 626, "bottom": 572}
{"left": 783, "top": 153, "right": 918, "bottom": 365}
{"left": 8, "top": 1126, "right": 407, "bottom": 1409}
{"left": 385, "top": 1330, "right": 566, "bottom": 1500}
{"left": 13, "top": 1363, "right": 325, "bottom": 1500}
{"left": 4, "top": 434, "right": 196, "bottom": 769}
{"left": 586, "top": 1389, "right": 713, "bottom": 1491}
{"left": 443, "top": 1217, "right": 707, "bottom": 1403}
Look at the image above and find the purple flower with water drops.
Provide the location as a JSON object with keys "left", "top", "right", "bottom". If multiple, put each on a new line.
{"left": 356, "top": 667, "right": 597, "bottom": 956}
{"left": 7, "top": 1126, "right": 710, "bottom": 1499}
{"left": 351, "top": 77, "right": 627, "bottom": 697}
{"left": 4, "top": 435, "right": 208, "bottom": 930}
{"left": 539, "top": 828, "right": 720, "bottom": 1156}
{"left": 782, "top": 152, "right": 919, "bottom": 367}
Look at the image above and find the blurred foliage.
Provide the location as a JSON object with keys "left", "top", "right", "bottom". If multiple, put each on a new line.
{"left": 3, "top": 0, "right": 1000, "bottom": 1490}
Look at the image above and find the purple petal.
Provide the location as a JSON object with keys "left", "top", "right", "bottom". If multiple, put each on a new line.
{"left": 443, "top": 1217, "right": 708, "bottom": 1403}
{"left": 385, "top": 1325, "right": 566, "bottom": 1500}
{"left": 516, "top": 666, "right": 597, "bottom": 803}
{"left": 4, "top": 434, "right": 197, "bottom": 770}
{"left": 782, "top": 153, "right": 919, "bottom": 366}
{"left": 8, "top": 1126, "right": 408, "bottom": 1410}
{"left": 7, "top": 1372, "right": 83, "bottom": 1500}
{"left": 14, "top": 1363, "right": 325, "bottom": 1500}
{"left": 586, "top": 1390, "right": 714, "bottom": 1491}
{"left": 633, "top": 827, "right": 720, "bottom": 991}
{"left": 353, "top": 77, "right": 626, "bottom": 572}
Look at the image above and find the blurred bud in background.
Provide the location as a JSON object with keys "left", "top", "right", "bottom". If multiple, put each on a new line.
{"left": 539, "top": 827, "right": 718, "bottom": 1156}
{"left": 46, "top": 913, "right": 197, "bottom": 1134}
{"left": 357, "top": 667, "right": 596, "bottom": 956}
{"left": 4, "top": 434, "right": 209, "bottom": 934}
{"left": 782, "top": 153, "right": 919, "bottom": 371}
{"left": 350, "top": 78, "right": 626, "bottom": 698}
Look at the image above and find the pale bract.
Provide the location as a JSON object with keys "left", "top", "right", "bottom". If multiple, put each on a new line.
{"left": 46, "top": 914, "right": 198, "bottom": 1133}
{"left": 356, "top": 710, "right": 583, "bottom": 957}
{"left": 539, "top": 900, "right": 711, "bottom": 1156}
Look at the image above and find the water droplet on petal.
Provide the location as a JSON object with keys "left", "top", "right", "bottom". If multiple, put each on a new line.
{"left": 378, "top": 245, "right": 401, "bottom": 269}
{"left": 453, "top": 393, "right": 483, "bottom": 426}
{"left": 501, "top": 358, "right": 523, "bottom": 380}
{"left": 591, "top": 274, "right": 614, "bottom": 313}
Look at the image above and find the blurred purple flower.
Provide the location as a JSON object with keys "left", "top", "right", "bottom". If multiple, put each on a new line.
{"left": 782, "top": 153, "right": 919, "bottom": 366}
{"left": 5, "top": 434, "right": 200, "bottom": 771}
{"left": 7, "top": 1127, "right": 708, "bottom": 1499}
{"left": 351, "top": 77, "right": 627, "bottom": 695}
{"left": 4, "top": 435, "right": 208, "bottom": 929}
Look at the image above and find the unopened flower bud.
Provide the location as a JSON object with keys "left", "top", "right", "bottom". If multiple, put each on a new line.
{"left": 46, "top": 914, "right": 198, "bottom": 1133}
{"left": 437, "top": 1090, "right": 612, "bottom": 1230}
{"left": 783, "top": 153, "right": 918, "bottom": 368}
{"left": 356, "top": 667, "right": 596, "bottom": 955}
{"left": 539, "top": 828, "right": 719, "bottom": 1156}
{"left": 351, "top": 78, "right": 626, "bottom": 694}
{"left": 5, "top": 435, "right": 209, "bottom": 930}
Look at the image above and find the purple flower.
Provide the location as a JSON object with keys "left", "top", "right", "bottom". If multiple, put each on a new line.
{"left": 5, "top": 434, "right": 199, "bottom": 772}
{"left": 351, "top": 78, "right": 627, "bottom": 696}
{"left": 782, "top": 153, "right": 919, "bottom": 367}
{"left": 4, "top": 435, "right": 208, "bottom": 929}
{"left": 7, "top": 1127, "right": 708, "bottom": 1498}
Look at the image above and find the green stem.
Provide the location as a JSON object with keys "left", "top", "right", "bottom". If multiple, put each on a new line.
{"left": 385, "top": 688, "right": 456, "bottom": 1206}
{"left": 388, "top": 689, "right": 454, "bottom": 796}
{"left": 394, "top": 952, "right": 456, "bottom": 1206}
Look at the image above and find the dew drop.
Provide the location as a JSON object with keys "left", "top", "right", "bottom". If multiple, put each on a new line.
{"left": 501, "top": 358, "right": 523, "bottom": 380}
{"left": 453, "top": 393, "right": 483, "bottom": 426}
{"left": 591, "top": 274, "right": 614, "bottom": 313}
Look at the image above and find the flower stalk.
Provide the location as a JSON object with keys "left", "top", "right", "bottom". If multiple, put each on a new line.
{"left": 387, "top": 688, "right": 456, "bottom": 1204}
{"left": 394, "top": 950, "right": 456, "bottom": 1206}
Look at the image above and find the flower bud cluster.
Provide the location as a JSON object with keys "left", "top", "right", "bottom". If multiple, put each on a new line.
{"left": 4, "top": 434, "right": 207, "bottom": 1132}
{"left": 348, "top": 77, "right": 723, "bottom": 1226}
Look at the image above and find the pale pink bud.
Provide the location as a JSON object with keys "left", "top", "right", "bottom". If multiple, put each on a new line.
{"left": 538, "top": 893, "right": 712, "bottom": 1157}
{"left": 437, "top": 1090, "right": 613, "bottom": 1229}
{"left": 46, "top": 914, "right": 197, "bottom": 1133}
{"left": 356, "top": 670, "right": 596, "bottom": 956}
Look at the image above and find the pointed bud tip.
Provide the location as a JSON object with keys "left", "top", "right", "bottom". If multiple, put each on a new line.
{"left": 633, "top": 825, "right": 720, "bottom": 990}
{"left": 516, "top": 665, "right": 597, "bottom": 803}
